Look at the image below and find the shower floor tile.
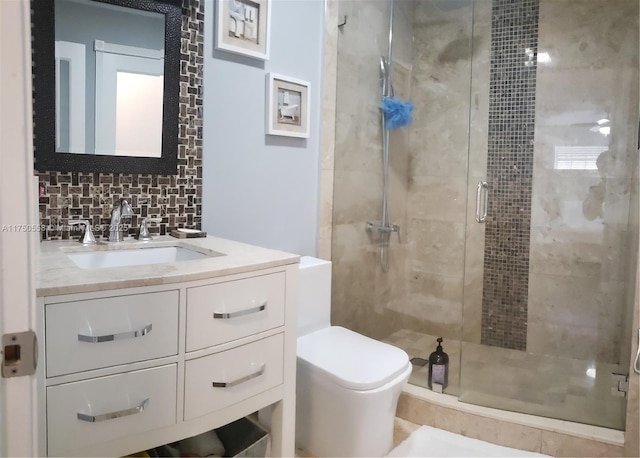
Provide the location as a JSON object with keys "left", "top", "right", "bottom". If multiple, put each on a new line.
{"left": 384, "top": 329, "right": 627, "bottom": 430}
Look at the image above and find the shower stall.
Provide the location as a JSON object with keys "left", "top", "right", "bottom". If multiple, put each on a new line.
{"left": 330, "top": 0, "right": 639, "bottom": 431}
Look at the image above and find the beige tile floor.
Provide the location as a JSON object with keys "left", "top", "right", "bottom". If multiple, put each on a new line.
{"left": 384, "top": 329, "right": 627, "bottom": 430}
{"left": 294, "top": 417, "right": 421, "bottom": 457}
{"left": 392, "top": 417, "right": 422, "bottom": 447}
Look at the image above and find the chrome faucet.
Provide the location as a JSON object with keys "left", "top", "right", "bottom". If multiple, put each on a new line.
{"left": 108, "top": 199, "right": 134, "bottom": 242}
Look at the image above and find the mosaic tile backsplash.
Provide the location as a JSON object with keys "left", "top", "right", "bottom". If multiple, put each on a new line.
{"left": 36, "top": 0, "right": 203, "bottom": 241}
{"left": 481, "top": 0, "right": 539, "bottom": 351}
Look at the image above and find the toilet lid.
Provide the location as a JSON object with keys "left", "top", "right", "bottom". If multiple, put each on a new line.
{"left": 297, "top": 326, "right": 410, "bottom": 391}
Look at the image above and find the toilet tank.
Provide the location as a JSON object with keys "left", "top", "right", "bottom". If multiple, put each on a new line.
{"left": 298, "top": 256, "right": 332, "bottom": 336}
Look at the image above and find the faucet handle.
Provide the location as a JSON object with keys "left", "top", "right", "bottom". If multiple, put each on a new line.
{"left": 68, "top": 220, "right": 97, "bottom": 244}
{"left": 136, "top": 217, "right": 162, "bottom": 241}
{"left": 120, "top": 199, "right": 134, "bottom": 217}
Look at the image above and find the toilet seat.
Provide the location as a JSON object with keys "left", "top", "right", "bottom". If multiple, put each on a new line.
{"left": 297, "top": 326, "right": 410, "bottom": 391}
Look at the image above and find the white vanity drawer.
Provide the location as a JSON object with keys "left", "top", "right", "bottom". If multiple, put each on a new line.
{"left": 186, "top": 272, "right": 285, "bottom": 351}
{"left": 45, "top": 290, "right": 179, "bottom": 377}
{"left": 46, "top": 364, "right": 177, "bottom": 457}
{"left": 184, "top": 333, "right": 284, "bottom": 421}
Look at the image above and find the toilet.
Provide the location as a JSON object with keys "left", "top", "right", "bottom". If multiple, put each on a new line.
{"left": 296, "top": 256, "right": 411, "bottom": 457}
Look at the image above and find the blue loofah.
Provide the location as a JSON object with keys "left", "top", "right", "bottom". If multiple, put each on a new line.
{"left": 381, "top": 97, "right": 414, "bottom": 130}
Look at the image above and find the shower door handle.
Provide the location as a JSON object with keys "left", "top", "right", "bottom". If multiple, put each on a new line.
{"left": 634, "top": 329, "right": 640, "bottom": 375}
{"left": 475, "top": 182, "right": 488, "bottom": 223}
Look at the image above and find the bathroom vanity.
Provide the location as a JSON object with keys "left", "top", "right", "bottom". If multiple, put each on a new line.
{"left": 35, "top": 236, "right": 299, "bottom": 457}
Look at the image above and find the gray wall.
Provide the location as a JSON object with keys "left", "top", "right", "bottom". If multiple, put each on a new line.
{"left": 202, "top": 0, "right": 324, "bottom": 255}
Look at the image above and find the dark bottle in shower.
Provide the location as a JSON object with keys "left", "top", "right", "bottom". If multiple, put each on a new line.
{"left": 428, "top": 337, "right": 449, "bottom": 391}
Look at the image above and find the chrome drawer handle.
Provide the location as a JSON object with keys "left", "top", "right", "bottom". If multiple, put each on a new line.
{"left": 213, "top": 302, "right": 267, "bottom": 319}
{"left": 77, "top": 398, "right": 150, "bottom": 423}
{"left": 77, "top": 323, "right": 153, "bottom": 343}
{"left": 212, "top": 364, "right": 265, "bottom": 388}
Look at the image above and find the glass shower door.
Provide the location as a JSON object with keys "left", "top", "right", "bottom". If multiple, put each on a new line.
{"left": 330, "top": 0, "right": 476, "bottom": 400}
{"left": 394, "top": 0, "right": 476, "bottom": 397}
{"left": 459, "top": 0, "right": 638, "bottom": 430}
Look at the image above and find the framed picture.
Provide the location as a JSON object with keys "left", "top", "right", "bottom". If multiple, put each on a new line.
{"left": 215, "top": 0, "right": 271, "bottom": 60}
{"left": 266, "top": 73, "right": 310, "bottom": 138}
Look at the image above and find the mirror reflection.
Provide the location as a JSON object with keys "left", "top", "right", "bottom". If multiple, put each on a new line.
{"left": 55, "top": 0, "right": 165, "bottom": 157}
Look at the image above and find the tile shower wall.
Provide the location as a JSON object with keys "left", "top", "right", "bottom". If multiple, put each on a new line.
{"left": 527, "top": 0, "right": 638, "bottom": 363}
{"left": 318, "top": 0, "right": 339, "bottom": 261}
{"left": 480, "top": 0, "right": 539, "bottom": 351}
{"left": 35, "top": 0, "right": 203, "bottom": 240}
{"left": 331, "top": 0, "right": 414, "bottom": 338}
{"left": 403, "top": 0, "right": 475, "bottom": 341}
{"left": 332, "top": 0, "right": 481, "bottom": 345}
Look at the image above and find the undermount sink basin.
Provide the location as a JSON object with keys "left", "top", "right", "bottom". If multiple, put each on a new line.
{"left": 67, "top": 246, "right": 216, "bottom": 269}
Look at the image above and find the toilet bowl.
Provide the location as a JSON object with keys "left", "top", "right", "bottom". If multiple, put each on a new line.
{"left": 296, "top": 256, "right": 411, "bottom": 457}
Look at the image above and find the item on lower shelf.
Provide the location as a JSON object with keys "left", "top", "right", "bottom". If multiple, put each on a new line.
{"left": 177, "top": 430, "right": 225, "bottom": 457}
{"left": 215, "top": 417, "right": 269, "bottom": 457}
{"left": 142, "top": 417, "right": 268, "bottom": 458}
{"left": 169, "top": 228, "right": 207, "bottom": 239}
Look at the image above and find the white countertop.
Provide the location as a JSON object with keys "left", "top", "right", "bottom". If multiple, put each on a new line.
{"left": 36, "top": 235, "right": 299, "bottom": 297}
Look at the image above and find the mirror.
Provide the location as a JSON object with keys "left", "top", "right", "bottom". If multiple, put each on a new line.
{"left": 55, "top": 0, "right": 165, "bottom": 157}
{"left": 33, "top": 0, "right": 182, "bottom": 174}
